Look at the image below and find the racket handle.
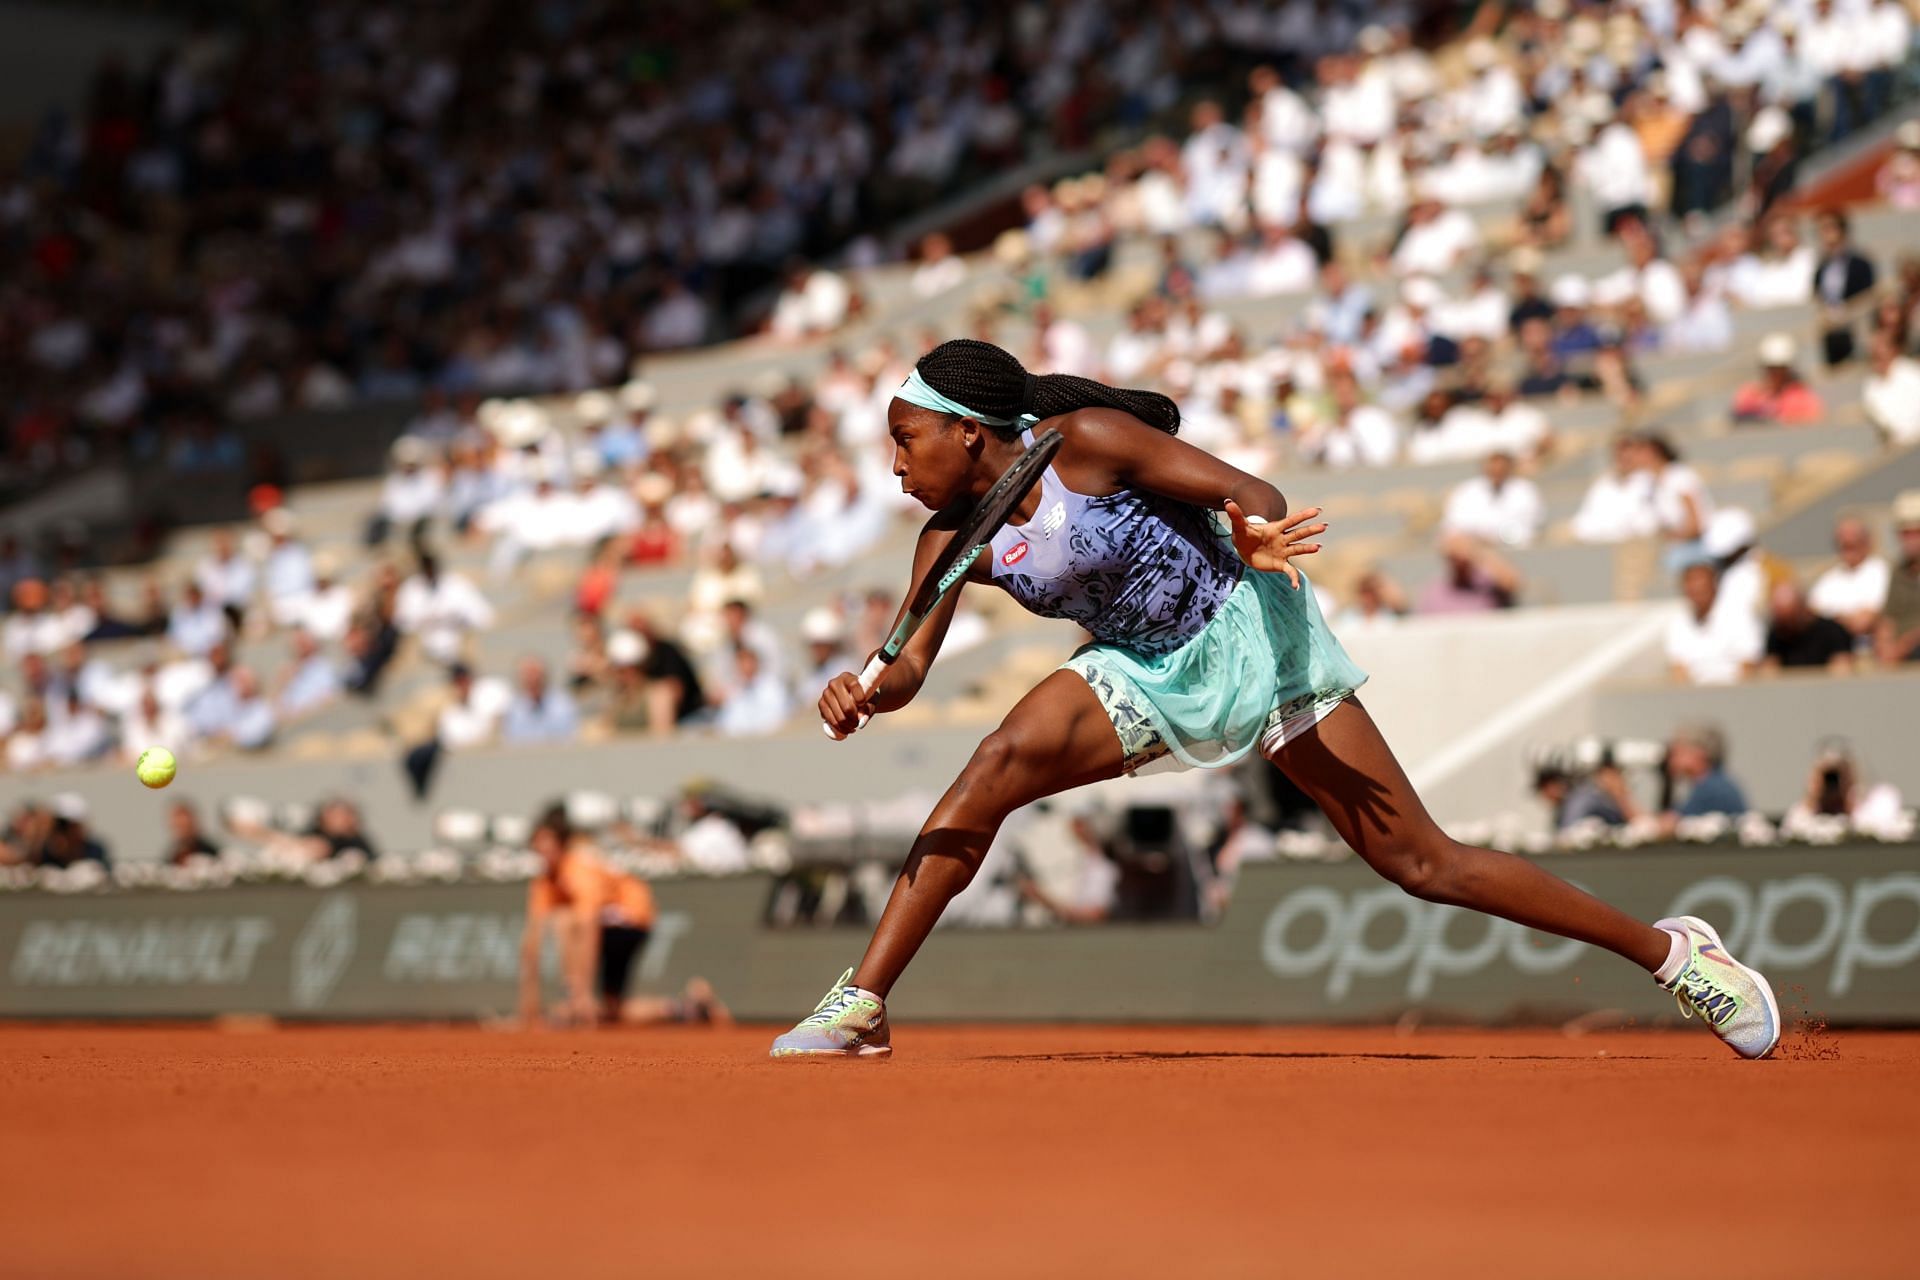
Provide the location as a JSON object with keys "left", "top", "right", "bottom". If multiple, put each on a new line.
{"left": 821, "top": 653, "right": 890, "bottom": 741}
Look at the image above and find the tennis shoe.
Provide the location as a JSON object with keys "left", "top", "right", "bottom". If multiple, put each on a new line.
{"left": 1655, "top": 915, "right": 1780, "bottom": 1060}
{"left": 770, "top": 968, "right": 892, "bottom": 1058}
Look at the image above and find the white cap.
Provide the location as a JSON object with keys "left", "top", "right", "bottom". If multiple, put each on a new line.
{"left": 570, "top": 447, "right": 605, "bottom": 480}
{"left": 1550, "top": 274, "right": 1592, "bottom": 308}
{"left": 311, "top": 550, "right": 341, "bottom": 579}
{"left": 1899, "top": 121, "right": 1920, "bottom": 150}
{"left": 574, "top": 390, "right": 616, "bottom": 422}
{"left": 1747, "top": 107, "right": 1791, "bottom": 153}
{"left": 800, "top": 607, "right": 844, "bottom": 645}
{"left": 1703, "top": 508, "right": 1757, "bottom": 559}
{"left": 1509, "top": 245, "right": 1544, "bottom": 276}
{"left": 1759, "top": 332, "right": 1797, "bottom": 367}
{"left": 1465, "top": 38, "right": 1498, "bottom": 71}
{"left": 606, "top": 630, "right": 648, "bottom": 666}
{"left": 261, "top": 508, "right": 298, "bottom": 537}
{"left": 1357, "top": 24, "right": 1392, "bottom": 54}
{"left": 618, "top": 380, "right": 656, "bottom": 412}
{"left": 1400, "top": 276, "right": 1445, "bottom": 310}
{"left": 52, "top": 792, "right": 88, "bottom": 822}
{"left": 390, "top": 436, "right": 430, "bottom": 466}
{"left": 1892, "top": 489, "right": 1920, "bottom": 529}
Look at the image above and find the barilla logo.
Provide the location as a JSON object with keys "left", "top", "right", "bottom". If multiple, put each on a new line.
{"left": 1001, "top": 542, "right": 1029, "bottom": 567}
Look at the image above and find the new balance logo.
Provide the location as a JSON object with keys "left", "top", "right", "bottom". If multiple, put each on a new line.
{"left": 1039, "top": 500, "right": 1066, "bottom": 539}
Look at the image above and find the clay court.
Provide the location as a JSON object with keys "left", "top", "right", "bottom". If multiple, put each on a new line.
{"left": 3, "top": 1023, "right": 1914, "bottom": 1278}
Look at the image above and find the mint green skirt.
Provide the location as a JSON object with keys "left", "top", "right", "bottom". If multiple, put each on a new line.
{"left": 1062, "top": 569, "right": 1367, "bottom": 772}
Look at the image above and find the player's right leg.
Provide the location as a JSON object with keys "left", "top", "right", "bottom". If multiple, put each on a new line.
{"left": 771, "top": 669, "right": 1127, "bottom": 1058}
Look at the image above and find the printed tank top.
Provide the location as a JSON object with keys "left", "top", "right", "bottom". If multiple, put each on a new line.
{"left": 986, "top": 448, "right": 1243, "bottom": 658}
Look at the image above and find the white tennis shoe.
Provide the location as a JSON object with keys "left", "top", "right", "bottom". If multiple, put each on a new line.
{"left": 1655, "top": 915, "right": 1781, "bottom": 1060}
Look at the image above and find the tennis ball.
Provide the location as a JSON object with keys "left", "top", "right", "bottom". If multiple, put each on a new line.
{"left": 136, "top": 747, "right": 177, "bottom": 790}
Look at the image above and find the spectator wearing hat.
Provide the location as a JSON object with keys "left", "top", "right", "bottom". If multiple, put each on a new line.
{"left": 1702, "top": 509, "right": 1776, "bottom": 629}
{"left": 1667, "top": 562, "right": 1762, "bottom": 685}
{"left": 1732, "top": 334, "right": 1826, "bottom": 425}
{"left": 1813, "top": 210, "right": 1878, "bottom": 365}
{"left": 368, "top": 437, "right": 445, "bottom": 548}
{"left": 1763, "top": 581, "right": 1857, "bottom": 673}
{"left": 1809, "top": 516, "right": 1891, "bottom": 638}
{"left": 618, "top": 612, "right": 708, "bottom": 736}
{"left": 258, "top": 510, "right": 314, "bottom": 625}
{"left": 1864, "top": 327, "right": 1920, "bottom": 445}
{"left": 794, "top": 608, "right": 854, "bottom": 707}
{"left": 1742, "top": 107, "right": 1799, "bottom": 220}
{"left": 1876, "top": 120, "right": 1920, "bottom": 210}
{"left": 287, "top": 552, "right": 355, "bottom": 644}
{"left": 1442, "top": 451, "right": 1543, "bottom": 548}
{"left": 1875, "top": 491, "right": 1920, "bottom": 665}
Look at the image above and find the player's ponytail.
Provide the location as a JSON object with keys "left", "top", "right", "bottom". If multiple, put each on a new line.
{"left": 914, "top": 338, "right": 1180, "bottom": 436}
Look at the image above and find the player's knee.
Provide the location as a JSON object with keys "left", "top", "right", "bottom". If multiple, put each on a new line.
{"left": 954, "top": 730, "right": 1024, "bottom": 811}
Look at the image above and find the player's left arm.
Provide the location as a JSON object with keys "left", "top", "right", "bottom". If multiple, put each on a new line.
{"left": 1056, "top": 409, "right": 1327, "bottom": 586}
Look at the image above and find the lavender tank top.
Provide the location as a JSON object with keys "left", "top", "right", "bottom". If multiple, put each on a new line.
{"left": 986, "top": 448, "right": 1243, "bottom": 658}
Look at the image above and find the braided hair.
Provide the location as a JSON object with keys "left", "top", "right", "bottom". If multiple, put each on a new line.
{"left": 914, "top": 338, "right": 1181, "bottom": 436}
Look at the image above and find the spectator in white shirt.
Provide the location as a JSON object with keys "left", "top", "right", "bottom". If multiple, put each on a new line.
{"left": 1572, "top": 436, "right": 1659, "bottom": 544}
{"left": 1246, "top": 222, "right": 1319, "bottom": 297}
{"left": 1701, "top": 509, "right": 1769, "bottom": 628}
{"left": 1301, "top": 374, "right": 1400, "bottom": 469}
{"left": 673, "top": 793, "right": 752, "bottom": 876}
{"left": 1864, "top": 328, "right": 1920, "bottom": 445}
{"left": 1443, "top": 451, "right": 1544, "bottom": 548}
{"left": 910, "top": 232, "right": 967, "bottom": 298}
{"left": 394, "top": 552, "right": 494, "bottom": 666}
{"left": 1639, "top": 432, "right": 1714, "bottom": 569}
{"left": 368, "top": 437, "right": 446, "bottom": 546}
{"left": 289, "top": 554, "right": 356, "bottom": 644}
{"left": 1391, "top": 198, "right": 1480, "bottom": 277}
{"left": 1577, "top": 116, "right": 1652, "bottom": 233}
{"left": 768, "top": 261, "right": 852, "bottom": 342}
{"left": 4, "top": 579, "right": 69, "bottom": 660}
{"left": 1728, "top": 217, "right": 1816, "bottom": 310}
{"left": 1808, "top": 516, "right": 1891, "bottom": 637}
{"left": 42, "top": 689, "right": 111, "bottom": 767}
{"left": 714, "top": 645, "right": 793, "bottom": 738}
{"left": 194, "top": 529, "right": 256, "bottom": 627}
{"left": 1665, "top": 258, "right": 1735, "bottom": 353}
{"left": 1667, "top": 561, "right": 1763, "bottom": 685}
{"left": 1600, "top": 220, "right": 1688, "bottom": 326}
{"left": 167, "top": 581, "right": 230, "bottom": 657}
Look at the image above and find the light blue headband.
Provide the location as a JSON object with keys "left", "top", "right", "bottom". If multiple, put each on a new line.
{"left": 895, "top": 367, "right": 1038, "bottom": 430}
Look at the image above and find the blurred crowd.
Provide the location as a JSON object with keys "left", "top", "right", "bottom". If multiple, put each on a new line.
{"left": 1, "top": 0, "right": 1414, "bottom": 490}
{"left": 3, "top": 0, "right": 1919, "bottom": 834}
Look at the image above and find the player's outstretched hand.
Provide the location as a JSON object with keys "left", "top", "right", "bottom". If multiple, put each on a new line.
{"left": 819, "top": 670, "right": 876, "bottom": 736}
{"left": 1225, "top": 500, "right": 1326, "bottom": 589}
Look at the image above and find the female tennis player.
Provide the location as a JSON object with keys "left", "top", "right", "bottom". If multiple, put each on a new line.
{"left": 520, "top": 806, "right": 728, "bottom": 1028}
{"left": 771, "top": 339, "right": 1777, "bottom": 1060}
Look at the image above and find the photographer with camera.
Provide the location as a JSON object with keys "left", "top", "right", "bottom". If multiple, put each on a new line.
{"left": 1782, "top": 740, "right": 1906, "bottom": 836}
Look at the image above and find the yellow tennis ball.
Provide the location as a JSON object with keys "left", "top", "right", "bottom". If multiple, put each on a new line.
{"left": 136, "top": 747, "right": 177, "bottom": 790}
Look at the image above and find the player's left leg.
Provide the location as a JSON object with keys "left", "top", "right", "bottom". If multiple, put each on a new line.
{"left": 1269, "top": 699, "right": 1779, "bottom": 1058}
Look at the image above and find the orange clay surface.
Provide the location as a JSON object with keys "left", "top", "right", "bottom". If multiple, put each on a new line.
{"left": 1, "top": 1022, "right": 1914, "bottom": 1279}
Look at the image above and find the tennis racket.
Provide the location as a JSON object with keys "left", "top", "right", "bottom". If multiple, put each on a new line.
{"left": 823, "top": 427, "right": 1065, "bottom": 740}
